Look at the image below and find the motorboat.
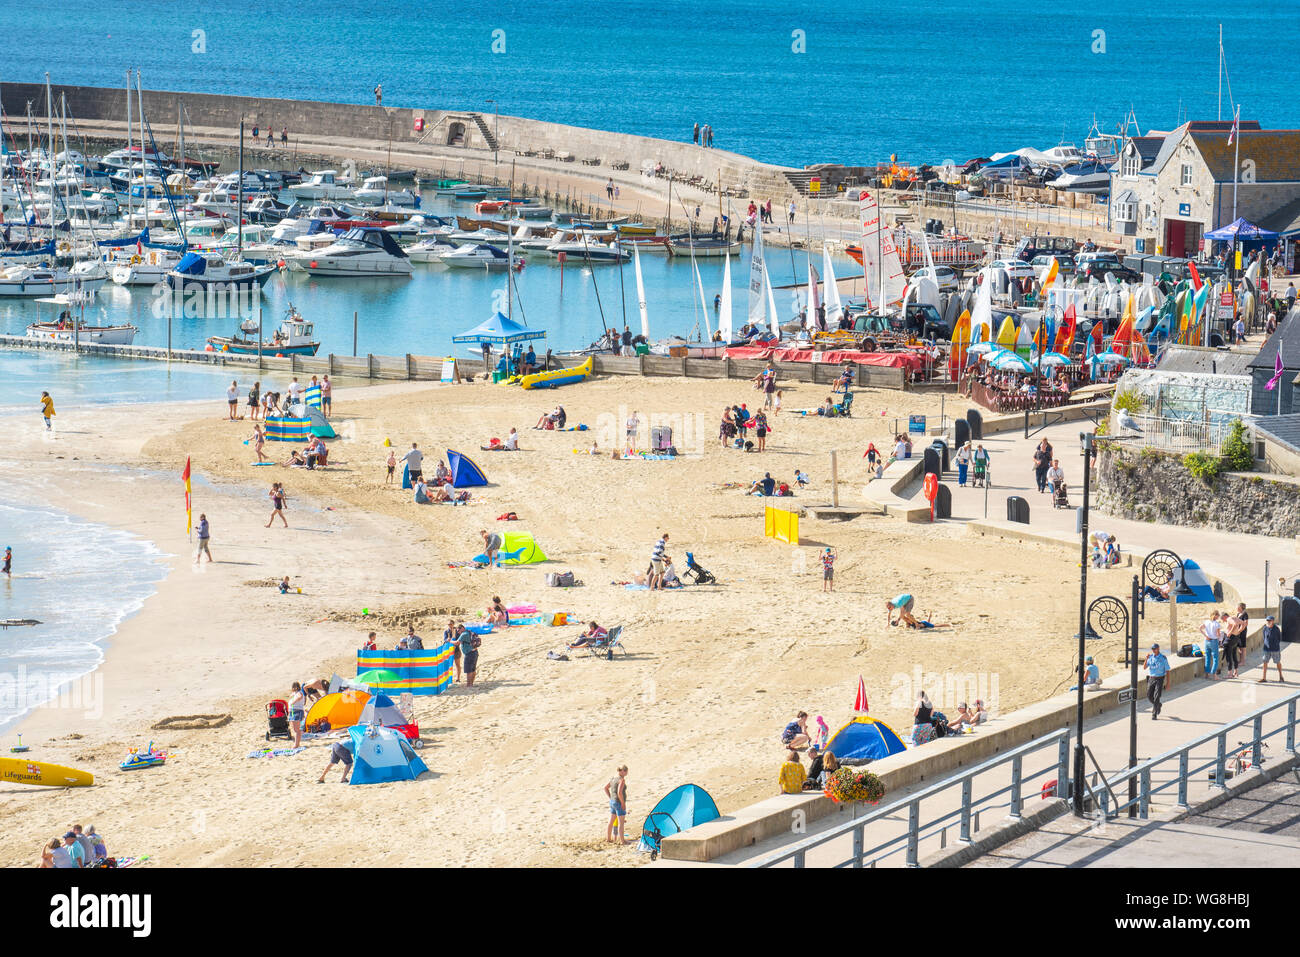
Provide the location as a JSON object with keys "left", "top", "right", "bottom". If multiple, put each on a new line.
{"left": 667, "top": 235, "right": 740, "bottom": 257}
{"left": 284, "top": 226, "right": 412, "bottom": 276}
{"left": 512, "top": 205, "right": 553, "bottom": 220}
{"left": 438, "top": 242, "right": 514, "bottom": 268}
{"left": 407, "top": 237, "right": 459, "bottom": 262}
{"left": 547, "top": 239, "right": 628, "bottom": 263}
{"left": 351, "top": 176, "right": 416, "bottom": 206}
{"left": 0, "top": 260, "right": 108, "bottom": 297}
{"left": 26, "top": 292, "right": 137, "bottom": 345}
{"left": 1046, "top": 160, "right": 1112, "bottom": 194}
{"left": 287, "top": 169, "right": 357, "bottom": 200}
{"left": 245, "top": 195, "right": 292, "bottom": 224}
{"left": 448, "top": 227, "right": 511, "bottom": 246}
{"left": 166, "top": 251, "right": 276, "bottom": 291}
{"left": 206, "top": 305, "right": 319, "bottom": 356}
{"left": 108, "top": 246, "right": 186, "bottom": 285}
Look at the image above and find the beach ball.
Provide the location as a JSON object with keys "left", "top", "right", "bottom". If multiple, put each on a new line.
{"left": 205, "top": 344, "right": 214, "bottom": 352}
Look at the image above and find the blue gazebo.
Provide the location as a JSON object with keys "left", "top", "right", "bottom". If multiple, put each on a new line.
{"left": 1205, "top": 217, "right": 1278, "bottom": 242}
{"left": 452, "top": 311, "right": 547, "bottom": 346}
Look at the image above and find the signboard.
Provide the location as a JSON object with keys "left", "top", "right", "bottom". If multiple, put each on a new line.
{"left": 1118, "top": 687, "right": 1137, "bottom": 704}
{"left": 809, "top": 178, "right": 821, "bottom": 193}
{"left": 1135, "top": 238, "right": 1145, "bottom": 253}
{"left": 1178, "top": 202, "right": 1191, "bottom": 217}
{"left": 1217, "top": 289, "right": 1235, "bottom": 321}
{"left": 908, "top": 414, "right": 927, "bottom": 434}
{"left": 440, "top": 357, "right": 461, "bottom": 383}
{"left": 1198, "top": 237, "right": 1205, "bottom": 251}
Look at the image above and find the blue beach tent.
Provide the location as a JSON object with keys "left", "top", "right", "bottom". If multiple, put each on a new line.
{"left": 451, "top": 311, "right": 547, "bottom": 346}
{"left": 642, "top": 784, "right": 720, "bottom": 839}
{"left": 347, "top": 725, "right": 428, "bottom": 785}
{"left": 824, "top": 716, "right": 907, "bottom": 763}
{"left": 446, "top": 449, "right": 488, "bottom": 488}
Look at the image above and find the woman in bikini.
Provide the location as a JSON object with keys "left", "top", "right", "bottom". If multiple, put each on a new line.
{"left": 267, "top": 482, "right": 288, "bottom": 527}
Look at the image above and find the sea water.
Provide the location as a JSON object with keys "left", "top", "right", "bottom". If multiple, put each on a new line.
{"left": 0, "top": 0, "right": 1294, "bottom": 166}
{"left": 0, "top": 500, "right": 169, "bottom": 734}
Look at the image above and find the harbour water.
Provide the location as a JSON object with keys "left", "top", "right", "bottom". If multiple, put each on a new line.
{"left": 0, "top": 499, "right": 169, "bottom": 734}
{"left": 0, "top": 1, "right": 1292, "bottom": 166}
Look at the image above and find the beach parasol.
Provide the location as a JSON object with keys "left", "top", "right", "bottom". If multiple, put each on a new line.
{"left": 354, "top": 669, "right": 402, "bottom": 688}
{"left": 1035, "top": 351, "right": 1072, "bottom": 367}
{"left": 990, "top": 351, "right": 1034, "bottom": 373}
{"left": 1090, "top": 352, "right": 1131, "bottom": 366}
{"left": 854, "top": 676, "right": 869, "bottom": 714}
{"left": 966, "top": 341, "right": 1002, "bottom": 355}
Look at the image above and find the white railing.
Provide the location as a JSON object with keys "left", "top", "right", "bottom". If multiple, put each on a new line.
{"left": 1111, "top": 411, "right": 1254, "bottom": 453}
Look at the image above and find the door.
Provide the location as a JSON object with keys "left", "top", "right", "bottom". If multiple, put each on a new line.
{"left": 1164, "top": 219, "right": 1186, "bottom": 258}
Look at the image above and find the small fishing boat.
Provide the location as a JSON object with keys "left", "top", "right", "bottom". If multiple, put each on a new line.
{"left": 27, "top": 291, "right": 138, "bottom": 344}
{"left": 547, "top": 239, "right": 628, "bottom": 263}
{"left": 667, "top": 236, "right": 740, "bottom": 257}
{"left": 512, "top": 205, "right": 553, "bottom": 220}
{"left": 206, "top": 306, "right": 320, "bottom": 356}
{"left": 166, "top": 251, "right": 276, "bottom": 291}
{"left": 453, "top": 189, "right": 488, "bottom": 201}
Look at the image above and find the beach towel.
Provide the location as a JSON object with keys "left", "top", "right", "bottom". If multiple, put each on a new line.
{"left": 246, "top": 747, "right": 308, "bottom": 759}
{"left": 623, "top": 583, "right": 650, "bottom": 590}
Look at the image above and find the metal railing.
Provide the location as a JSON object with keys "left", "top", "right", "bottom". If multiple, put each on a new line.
{"left": 1112, "top": 411, "right": 1255, "bottom": 453}
{"left": 750, "top": 730, "right": 1070, "bottom": 868}
{"left": 1100, "top": 689, "right": 1300, "bottom": 820}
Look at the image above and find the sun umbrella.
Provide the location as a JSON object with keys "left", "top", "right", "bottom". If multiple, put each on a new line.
{"left": 1090, "top": 352, "right": 1131, "bottom": 366}
{"left": 990, "top": 351, "right": 1034, "bottom": 373}
{"left": 966, "top": 341, "right": 1002, "bottom": 355}
{"left": 354, "top": 669, "right": 402, "bottom": 688}
{"left": 854, "top": 676, "right": 869, "bottom": 714}
{"left": 1036, "top": 351, "right": 1072, "bottom": 367}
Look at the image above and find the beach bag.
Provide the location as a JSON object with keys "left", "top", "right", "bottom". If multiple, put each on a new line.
{"left": 544, "top": 419, "right": 556, "bottom": 430}
{"left": 666, "top": 446, "right": 678, "bottom": 457}
{"left": 547, "top": 571, "right": 576, "bottom": 587}
{"left": 551, "top": 612, "right": 569, "bottom": 626}
{"left": 471, "top": 634, "right": 482, "bottom": 650}
{"left": 931, "top": 711, "right": 949, "bottom": 738}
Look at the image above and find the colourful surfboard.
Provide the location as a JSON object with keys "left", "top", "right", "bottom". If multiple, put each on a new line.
{"left": 994, "top": 314, "right": 1018, "bottom": 349}
{"left": 948, "top": 309, "right": 970, "bottom": 379}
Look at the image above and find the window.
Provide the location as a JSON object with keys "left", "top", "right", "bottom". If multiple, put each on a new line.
{"left": 1122, "top": 148, "right": 1141, "bottom": 177}
{"left": 1115, "top": 201, "right": 1136, "bottom": 223}
{"left": 1180, "top": 164, "right": 1193, "bottom": 186}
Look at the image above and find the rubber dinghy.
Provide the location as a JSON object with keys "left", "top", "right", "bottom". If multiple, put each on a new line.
{"left": 520, "top": 356, "right": 593, "bottom": 390}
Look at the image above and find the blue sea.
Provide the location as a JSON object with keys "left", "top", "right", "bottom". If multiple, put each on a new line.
{"left": 0, "top": 500, "right": 169, "bottom": 733}
{"left": 0, "top": 1, "right": 1294, "bottom": 167}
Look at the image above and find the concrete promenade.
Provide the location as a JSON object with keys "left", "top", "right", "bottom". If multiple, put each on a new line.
{"left": 661, "top": 411, "right": 1300, "bottom": 867}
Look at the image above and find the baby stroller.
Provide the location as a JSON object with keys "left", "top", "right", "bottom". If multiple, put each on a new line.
{"left": 683, "top": 551, "right": 717, "bottom": 585}
{"left": 265, "top": 699, "right": 293, "bottom": 742}
{"left": 1052, "top": 480, "right": 1069, "bottom": 509}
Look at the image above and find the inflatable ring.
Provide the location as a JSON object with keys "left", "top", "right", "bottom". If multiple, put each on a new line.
{"left": 130, "top": 254, "right": 141, "bottom": 265}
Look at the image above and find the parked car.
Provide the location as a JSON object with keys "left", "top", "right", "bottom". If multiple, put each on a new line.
{"left": 1077, "top": 260, "right": 1141, "bottom": 283}
{"left": 886, "top": 302, "right": 948, "bottom": 339}
{"left": 1030, "top": 253, "right": 1075, "bottom": 275}
{"left": 909, "top": 264, "right": 958, "bottom": 292}
{"left": 992, "top": 259, "right": 1037, "bottom": 280}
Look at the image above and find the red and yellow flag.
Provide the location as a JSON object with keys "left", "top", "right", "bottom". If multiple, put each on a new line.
{"left": 182, "top": 456, "right": 192, "bottom": 533}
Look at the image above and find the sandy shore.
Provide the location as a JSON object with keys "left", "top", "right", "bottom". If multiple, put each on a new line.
{"left": 0, "top": 370, "right": 1204, "bottom": 867}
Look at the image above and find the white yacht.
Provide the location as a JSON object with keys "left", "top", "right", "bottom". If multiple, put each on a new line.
{"left": 166, "top": 251, "right": 276, "bottom": 292}
{"left": 351, "top": 176, "right": 417, "bottom": 207}
{"left": 287, "top": 169, "right": 357, "bottom": 201}
{"left": 407, "top": 237, "right": 458, "bottom": 262}
{"left": 106, "top": 245, "right": 186, "bottom": 285}
{"left": 0, "top": 260, "right": 108, "bottom": 298}
{"left": 438, "top": 242, "right": 513, "bottom": 269}
{"left": 26, "top": 293, "right": 137, "bottom": 344}
{"left": 284, "top": 226, "right": 412, "bottom": 276}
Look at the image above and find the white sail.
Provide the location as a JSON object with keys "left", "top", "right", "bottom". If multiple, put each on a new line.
{"left": 694, "top": 259, "right": 710, "bottom": 328}
{"left": 858, "top": 189, "right": 881, "bottom": 309}
{"left": 970, "top": 274, "right": 994, "bottom": 344}
{"left": 805, "top": 262, "right": 821, "bottom": 331}
{"left": 822, "top": 245, "right": 843, "bottom": 327}
{"left": 922, "top": 232, "right": 935, "bottom": 273}
{"left": 880, "top": 224, "right": 906, "bottom": 307}
{"left": 763, "top": 260, "right": 779, "bottom": 332}
{"left": 719, "top": 252, "right": 734, "bottom": 342}
{"left": 747, "top": 221, "right": 766, "bottom": 327}
{"left": 633, "top": 243, "right": 649, "bottom": 339}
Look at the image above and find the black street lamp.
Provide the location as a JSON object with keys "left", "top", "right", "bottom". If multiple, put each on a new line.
{"left": 1081, "top": 590, "right": 1136, "bottom": 816}
{"left": 1074, "top": 432, "right": 1094, "bottom": 816}
{"left": 1138, "top": 548, "right": 1195, "bottom": 626}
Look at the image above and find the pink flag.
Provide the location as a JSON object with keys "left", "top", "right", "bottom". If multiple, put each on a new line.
{"left": 1266, "top": 351, "right": 1284, "bottom": 391}
{"left": 854, "top": 676, "right": 869, "bottom": 714}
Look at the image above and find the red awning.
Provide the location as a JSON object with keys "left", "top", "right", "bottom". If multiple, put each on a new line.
{"left": 724, "top": 346, "right": 927, "bottom": 373}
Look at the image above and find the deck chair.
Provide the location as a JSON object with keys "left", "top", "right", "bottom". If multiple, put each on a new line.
{"left": 587, "top": 625, "right": 626, "bottom": 659}
{"left": 834, "top": 390, "right": 854, "bottom": 417}
{"left": 683, "top": 552, "right": 717, "bottom": 584}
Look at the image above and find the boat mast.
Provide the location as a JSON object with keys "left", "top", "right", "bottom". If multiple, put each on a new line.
{"left": 125, "top": 69, "right": 132, "bottom": 231}
{"left": 237, "top": 117, "right": 244, "bottom": 255}
{"left": 135, "top": 70, "right": 145, "bottom": 229}
{"left": 45, "top": 75, "right": 53, "bottom": 251}
{"left": 178, "top": 99, "right": 185, "bottom": 192}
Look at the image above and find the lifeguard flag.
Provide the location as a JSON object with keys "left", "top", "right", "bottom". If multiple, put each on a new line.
{"left": 182, "top": 457, "right": 192, "bottom": 533}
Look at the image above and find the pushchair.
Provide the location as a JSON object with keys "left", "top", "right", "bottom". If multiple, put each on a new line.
{"left": 834, "top": 390, "right": 854, "bottom": 417}
{"left": 265, "top": 699, "right": 293, "bottom": 742}
{"left": 683, "top": 551, "right": 717, "bottom": 585}
{"left": 1052, "top": 480, "right": 1069, "bottom": 509}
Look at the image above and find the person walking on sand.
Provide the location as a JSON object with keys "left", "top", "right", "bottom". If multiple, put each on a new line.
{"left": 606, "top": 178, "right": 615, "bottom": 201}
{"left": 821, "top": 547, "right": 835, "bottom": 592}
{"left": 605, "top": 765, "right": 630, "bottom": 844}
{"left": 385, "top": 448, "right": 397, "bottom": 483}
{"left": 457, "top": 620, "right": 479, "bottom": 687}
{"left": 267, "top": 482, "right": 288, "bottom": 527}
{"left": 40, "top": 391, "right": 55, "bottom": 431}
{"left": 195, "top": 513, "right": 212, "bottom": 564}
{"left": 403, "top": 442, "right": 424, "bottom": 484}
{"left": 1259, "top": 614, "right": 1284, "bottom": 683}
{"left": 226, "top": 380, "right": 240, "bottom": 420}
{"left": 251, "top": 424, "right": 266, "bottom": 462}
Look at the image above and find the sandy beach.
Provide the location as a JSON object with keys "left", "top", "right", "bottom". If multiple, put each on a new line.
{"left": 0, "top": 370, "right": 1203, "bottom": 867}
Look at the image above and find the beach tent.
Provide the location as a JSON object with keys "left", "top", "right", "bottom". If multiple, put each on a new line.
{"left": 447, "top": 449, "right": 488, "bottom": 488}
{"left": 358, "top": 693, "right": 407, "bottom": 729}
{"left": 641, "top": 784, "right": 720, "bottom": 841}
{"left": 265, "top": 415, "right": 312, "bottom": 442}
{"left": 347, "top": 725, "right": 428, "bottom": 785}
{"left": 825, "top": 716, "right": 907, "bottom": 763}
{"left": 501, "top": 530, "right": 547, "bottom": 564}
{"left": 1174, "top": 559, "right": 1217, "bottom": 603}
{"left": 451, "top": 311, "right": 547, "bottom": 346}
{"left": 305, "top": 689, "right": 370, "bottom": 729}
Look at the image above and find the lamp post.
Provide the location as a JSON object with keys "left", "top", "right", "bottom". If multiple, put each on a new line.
{"left": 1073, "top": 431, "right": 1094, "bottom": 816}
{"left": 1081, "top": 591, "right": 1134, "bottom": 816}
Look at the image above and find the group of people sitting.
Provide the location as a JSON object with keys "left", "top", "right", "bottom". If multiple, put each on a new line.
{"left": 285, "top": 435, "right": 328, "bottom": 469}
{"left": 534, "top": 405, "right": 568, "bottom": 430}
{"left": 911, "top": 691, "right": 988, "bottom": 746}
{"left": 412, "top": 459, "right": 470, "bottom": 504}
{"left": 748, "top": 471, "right": 804, "bottom": 496}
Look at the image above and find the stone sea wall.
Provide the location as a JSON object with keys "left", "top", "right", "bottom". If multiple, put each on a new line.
{"left": 1096, "top": 444, "right": 1300, "bottom": 539}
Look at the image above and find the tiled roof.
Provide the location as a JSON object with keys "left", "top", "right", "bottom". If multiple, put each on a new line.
{"left": 1249, "top": 313, "right": 1300, "bottom": 370}
{"left": 1157, "top": 345, "right": 1254, "bottom": 375}
{"left": 1189, "top": 129, "right": 1300, "bottom": 182}
{"left": 1253, "top": 414, "right": 1300, "bottom": 453}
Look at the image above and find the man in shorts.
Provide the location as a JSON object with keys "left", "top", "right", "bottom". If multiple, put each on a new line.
{"left": 318, "top": 740, "right": 353, "bottom": 783}
{"left": 886, "top": 593, "right": 918, "bottom": 628}
{"left": 1259, "top": 615, "right": 1284, "bottom": 683}
{"left": 649, "top": 532, "right": 668, "bottom": 590}
{"left": 457, "top": 623, "right": 479, "bottom": 687}
{"left": 821, "top": 547, "right": 834, "bottom": 592}
{"left": 604, "top": 764, "right": 629, "bottom": 844}
{"left": 195, "top": 514, "right": 212, "bottom": 564}
{"left": 403, "top": 443, "right": 424, "bottom": 483}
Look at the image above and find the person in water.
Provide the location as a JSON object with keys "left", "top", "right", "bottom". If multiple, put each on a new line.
{"left": 2, "top": 546, "right": 11, "bottom": 578}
